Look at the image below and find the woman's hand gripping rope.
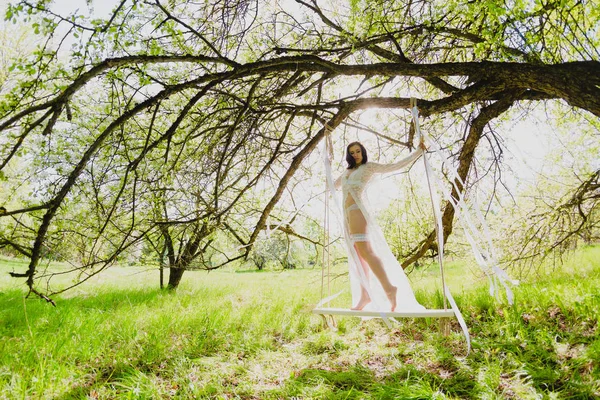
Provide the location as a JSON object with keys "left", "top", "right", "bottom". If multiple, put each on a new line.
{"left": 418, "top": 135, "right": 427, "bottom": 152}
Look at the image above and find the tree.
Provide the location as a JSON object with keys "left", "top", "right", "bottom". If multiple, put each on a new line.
{"left": 497, "top": 107, "right": 599, "bottom": 272}
{"left": 0, "top": 0, "right": 598, "bottom": 300}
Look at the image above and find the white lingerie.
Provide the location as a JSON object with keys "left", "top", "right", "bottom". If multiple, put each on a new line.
{"left": 346, "top": 204, "right": 360, "bottom": 212}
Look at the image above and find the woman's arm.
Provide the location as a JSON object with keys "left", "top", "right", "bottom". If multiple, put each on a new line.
{"left": 368, "top": 147, "right": 424, "bottom": 174}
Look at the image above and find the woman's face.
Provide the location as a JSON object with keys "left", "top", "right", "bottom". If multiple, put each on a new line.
{"left": 349, "top": 144, "right": 363, "bottom": 166}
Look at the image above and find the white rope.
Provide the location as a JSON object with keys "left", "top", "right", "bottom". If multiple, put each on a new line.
{"left": 320, "top": 130, "right": 334, "bottom": 309}
{"left": 411, "top": 99, "right": 521, "bottom": 354}
{"left": 444, "top": 286, "right": 471, "bottom": 355}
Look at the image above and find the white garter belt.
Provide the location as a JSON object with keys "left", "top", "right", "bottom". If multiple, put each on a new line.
{"left": 349, "top": 233, "right": 368, "bottom": 242}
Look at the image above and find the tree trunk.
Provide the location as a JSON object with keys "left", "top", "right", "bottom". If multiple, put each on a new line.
{"left": 159, "top": 242, "right": 166, "bottom": 289}
{"left": 167, "top": 267, "right": 185, "bottom": 290}
{"left": 160, "top": 264, "right": 164, "bottom": 289}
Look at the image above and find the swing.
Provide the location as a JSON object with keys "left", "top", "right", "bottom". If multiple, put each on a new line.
{"left": 312, "top": 98, "right": 515, "bottom": 354}
{"left": 312, "top": 308, "right": 456, "bottom": 318}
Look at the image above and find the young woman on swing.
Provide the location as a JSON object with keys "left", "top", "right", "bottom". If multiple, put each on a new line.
{"left": 332, "top": 138, "right": 427, "bottom": 312}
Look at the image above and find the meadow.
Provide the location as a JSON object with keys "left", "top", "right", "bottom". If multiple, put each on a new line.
{"left": 0, "top": 246, "right": 599, "bottom": 399}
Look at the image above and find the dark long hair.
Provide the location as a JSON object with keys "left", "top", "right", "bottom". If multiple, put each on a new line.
{"left": 346, "top": 141, "right": 368, "bottom": 169}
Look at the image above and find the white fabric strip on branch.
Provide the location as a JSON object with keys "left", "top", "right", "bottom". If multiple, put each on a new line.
{"left": 315, "top": 289, "right": 345, "bottom": 309}
{"left": 410, "top": 104, "right": 517, "bottom": 305}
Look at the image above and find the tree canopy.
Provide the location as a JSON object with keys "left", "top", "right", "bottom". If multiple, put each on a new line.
{"left": 0, "top": 0, "right": 598, "bottom": 299}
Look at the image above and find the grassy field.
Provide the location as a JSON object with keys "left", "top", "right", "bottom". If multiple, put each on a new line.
{"left": 1, "top": 246, "right": 599, "bottom": 399}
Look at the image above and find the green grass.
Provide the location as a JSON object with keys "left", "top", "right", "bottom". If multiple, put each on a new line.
{"left": 1, "top": 246, "right": 599, "bottom": 399}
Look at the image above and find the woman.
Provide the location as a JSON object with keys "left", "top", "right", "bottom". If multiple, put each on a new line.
{"left": 332, "top": 140, "right": 427, "bottom": 312}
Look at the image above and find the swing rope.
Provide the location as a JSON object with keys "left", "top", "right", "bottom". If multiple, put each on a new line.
{"left": 412, "top": 97, "right": 449, "bottom": 313}
{"left": 320, "top": 128, "right": 333, "bottom": 307}
{"left": 411, "top": 98, "right": 471, "bottom": 353}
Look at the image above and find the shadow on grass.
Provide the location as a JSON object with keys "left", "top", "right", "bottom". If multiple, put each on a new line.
{"left": 0, "top": 287, "right": 169, "bottom": 334}
{"left": 0, "top": 285, "right": 169, "bottom": 306}
{"left": 279, "top": 363, "right": 477, "bottom": 400}
{"left": 51, "top": 360, "right": 168, "bottom": 400}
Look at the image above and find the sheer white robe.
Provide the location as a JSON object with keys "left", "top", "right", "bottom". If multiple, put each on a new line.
{"left": 332, "top": 148, "right": 426, "bottom": 312}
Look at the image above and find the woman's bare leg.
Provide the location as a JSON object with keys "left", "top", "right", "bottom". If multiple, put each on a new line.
{"left": 354, "top": 242, "right": 397, "bottom": 311}
{"left": 351, "top": 244, "right": 371, "bottom": 310}
{"left": 347, "top": 206, "right": 397, "bottom": 311}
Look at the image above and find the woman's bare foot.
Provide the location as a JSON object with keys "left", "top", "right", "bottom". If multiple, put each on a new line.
{"left": 351, "top": 296, "right": 371, "bottom": 310}
{"left": 386, "top": 286, "right": 398, "bottom": 312}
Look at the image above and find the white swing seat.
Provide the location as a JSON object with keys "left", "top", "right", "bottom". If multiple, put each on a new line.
{"left": 312, "top": 307, "right": 456, "bottom": 318}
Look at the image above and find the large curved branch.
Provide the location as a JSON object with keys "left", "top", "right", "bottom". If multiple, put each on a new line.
{"left": 243, "top": 57, "right": 600, "bottom": 116}
{"left": 3, "top": 56, "right": 598, "bottom": 138}
{"left": 5, "top": 53, "right": 598, "bottom": 293}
